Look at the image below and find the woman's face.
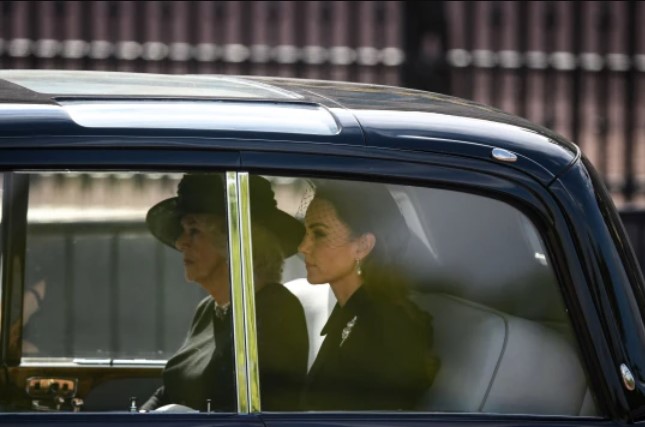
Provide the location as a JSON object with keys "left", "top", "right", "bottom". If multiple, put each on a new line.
{"left": 299, "top": 198, "right": 361, "bottom": 286}
{"left": 175, "top": 214, "right": 228, "bottom": 286}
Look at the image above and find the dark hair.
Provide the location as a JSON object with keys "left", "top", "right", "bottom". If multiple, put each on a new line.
{"left": 313, "top": 180, "right": 411, "bottom": 301}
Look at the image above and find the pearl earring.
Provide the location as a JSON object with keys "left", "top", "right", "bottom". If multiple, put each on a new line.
{"left": 355, "top": 258, "right": 362, "bottom": 276}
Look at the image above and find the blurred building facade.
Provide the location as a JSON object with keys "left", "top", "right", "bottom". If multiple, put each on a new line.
{"left": 0, "top": 1, "right": 643, "bottom": 205}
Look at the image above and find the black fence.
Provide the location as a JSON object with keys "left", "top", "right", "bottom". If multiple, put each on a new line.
{"left": 620, "top": 210, "right": 645, "bottom": 275}
{"left": 405, "top": 1, "right": 645, "bottom": 207}
{"left": 0, "top": 1, "right": 404, "bottom": 83}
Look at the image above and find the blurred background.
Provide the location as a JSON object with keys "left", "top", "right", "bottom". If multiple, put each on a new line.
{"left": 1, "top": 0, "right": 644, "bottom": 256}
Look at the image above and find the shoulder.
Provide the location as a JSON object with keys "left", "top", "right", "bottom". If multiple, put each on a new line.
{"left": 192, "top": 296, "right": 214, "bottom": 319}
{"left": 256, "top": 284, "right": 308, "bottom": 345}
{"left": 256, "top": 283, "right": 307, "bottom": 326}
{"left": 257, "top": 283, "right": 303, "bottom": 311}
{"left": 362, "top": 291, "right": 431, "bottom": 340}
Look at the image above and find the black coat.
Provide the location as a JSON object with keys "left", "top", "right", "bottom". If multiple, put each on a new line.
{"left": 302, "top": 286, "right": 437, "bottom": 411}
{"left": 141, "top": 283, "right": 309, "bottom": 411}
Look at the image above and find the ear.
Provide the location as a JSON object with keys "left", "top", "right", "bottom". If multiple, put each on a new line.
{"left": 356, "top": 232, "right": 376, "bottom": 259}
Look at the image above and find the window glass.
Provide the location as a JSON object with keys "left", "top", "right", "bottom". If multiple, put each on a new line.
{"left": 20, "top": 171, "right": 239, "bottom": 413}
{"left": 258, "top": 175, "right": 596, "bottom": 416}
{"left": 23, "top": 172, "right": 203, "bottom": 360}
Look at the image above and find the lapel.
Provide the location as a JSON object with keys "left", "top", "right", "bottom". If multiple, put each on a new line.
{"left": 306, "top": 287, "right": 371, "bottom": 382}
{"left": 306, "top": 303, "right": 343, "bottom": 381}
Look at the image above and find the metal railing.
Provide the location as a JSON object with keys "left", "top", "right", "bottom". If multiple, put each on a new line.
{"left": 403, "top": 1, "right": 645, "bottom": 207}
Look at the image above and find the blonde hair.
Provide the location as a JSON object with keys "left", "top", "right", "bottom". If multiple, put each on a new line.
{"left": 251, "top": 223, "right": 284, "bottom": 288}
{"left": 201, "top": 215, "right": 284, "bottom": 288}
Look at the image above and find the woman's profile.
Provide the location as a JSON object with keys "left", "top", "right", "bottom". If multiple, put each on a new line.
{"left": 299, "top": 180, "right": 438, "bottom": 410}
{"left": 141, "top": 173, "right": 308, "bottom": 412}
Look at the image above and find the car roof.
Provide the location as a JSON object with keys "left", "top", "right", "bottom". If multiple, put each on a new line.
{"left": 0, "top": 70, "right": 578, "bottom": 181}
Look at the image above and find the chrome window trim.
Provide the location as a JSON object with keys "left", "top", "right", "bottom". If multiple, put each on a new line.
{"left": 227, "top": 171, "right": 261, "bottom": 413}
{"left": 238, "top": 173, "right": 261, "bottom": 413}
{"left": 226, "top": 172, "right": 250, "bottom": 413}
{"left": 0, "top": 173, "right": 29, "bottom": 366}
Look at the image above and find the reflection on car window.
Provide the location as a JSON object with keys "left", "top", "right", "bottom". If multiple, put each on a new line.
{"left": 23, "top": 172, "right": 204, "bottom": 361}
{"left": 270, "top": 175, "right": 596, "bottom": 415}
{"left": 11, "top": 172, "right": 598, "bottom": 415}
{"left": 141, "top": 173, "right": 308, "bottom": 412}
{"left": 141, "top": 173, "right": 240, "bottom": 412}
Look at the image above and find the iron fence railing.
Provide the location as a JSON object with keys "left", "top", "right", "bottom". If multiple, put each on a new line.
{"left": 404, "top": 1, "right": 645, "bottom": 207}
{"left": 0, "top": 1, "right": 404, "bottom": 84}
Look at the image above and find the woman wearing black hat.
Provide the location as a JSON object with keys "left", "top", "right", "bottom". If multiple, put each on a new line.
{"left": 141, "top": 173, "right": 308, "bottom": 412}
{"left": 298, "top": 180, "right": 438, "bottom": 410}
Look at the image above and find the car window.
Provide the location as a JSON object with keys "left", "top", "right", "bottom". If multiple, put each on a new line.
{"left": 22, "top": 172, "right": 206, "bottom": 361}
{"left": 11, "top": 171, "right": 241, "bottom": 413}
{"left": 259, "top": 174, "right": 598, "bottom": 416}
{"left": 3, "top": 171, "right": 600, "bottom": 416}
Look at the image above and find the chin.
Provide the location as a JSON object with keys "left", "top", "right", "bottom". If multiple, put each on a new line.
{"left": 306, "top": 276, "right": 326, "bottom": 285}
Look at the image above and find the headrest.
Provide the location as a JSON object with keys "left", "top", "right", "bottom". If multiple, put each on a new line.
{"left": 396, "top": 187, "right": 567, "bottom": 323}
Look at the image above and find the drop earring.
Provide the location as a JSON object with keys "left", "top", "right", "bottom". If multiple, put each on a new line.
{"left": 355, "top": 258, "right": 362, "bottom": 276}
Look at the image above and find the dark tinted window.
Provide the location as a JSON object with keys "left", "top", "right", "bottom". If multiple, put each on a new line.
{"left": 23, "top": 172, "right": 204, "bottom": 361}
{"left": 262, "top": 175, "right": 596, "bottom": 415}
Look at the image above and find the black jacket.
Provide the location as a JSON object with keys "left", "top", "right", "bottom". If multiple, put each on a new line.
{"left": 142, "top": 283, "right": 308, "bottom": 411}
{"left": 302, "top": 286, "right": 437, "bottom": 411}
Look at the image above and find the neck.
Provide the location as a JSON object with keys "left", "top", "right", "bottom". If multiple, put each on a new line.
{"left": 330, "top": 275, "right": 363, "bottom": 307}
{"left": 201, "top": 276, "right": 230, "bottom": 305}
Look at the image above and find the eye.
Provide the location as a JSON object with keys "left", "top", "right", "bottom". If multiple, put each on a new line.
{"left": 306, "top": 225, "right": 327, "bottom": 240}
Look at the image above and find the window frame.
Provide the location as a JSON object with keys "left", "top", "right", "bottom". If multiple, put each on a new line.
{"left": 0, "top": 146, "right": 261, "bottom": 417}
{"left": 0, "top": 143, "right": 635, "bottom": 420}
{"left": 0, "top": 172, "right": 28, "bottom": 366}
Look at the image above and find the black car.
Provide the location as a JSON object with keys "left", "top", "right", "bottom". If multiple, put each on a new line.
{"left": 0, "top": 70, "right": 644, "bottom": 427}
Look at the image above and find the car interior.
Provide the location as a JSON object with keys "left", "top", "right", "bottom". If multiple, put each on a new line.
{"left": 284, "top": 181, "right": 597, "bottom": 416}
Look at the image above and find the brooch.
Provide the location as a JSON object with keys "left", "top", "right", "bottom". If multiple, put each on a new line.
{"left": 340, "top": 316, "right": 358, "bottom": 347}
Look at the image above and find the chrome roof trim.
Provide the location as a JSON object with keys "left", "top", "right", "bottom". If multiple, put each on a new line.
{"left": 60, "top": 100, "right": 341, "bottom": 135}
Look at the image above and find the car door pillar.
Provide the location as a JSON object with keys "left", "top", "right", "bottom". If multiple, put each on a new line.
{"left": 226, "top": 172, "right": 261, "bottom": 414}
{"left": 0, "top": 173, "right": 29, "bottom": 366}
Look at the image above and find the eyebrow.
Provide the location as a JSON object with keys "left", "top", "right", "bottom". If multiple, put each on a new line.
{"left": 306, "top": 222, "right": 328, "bottom": 229}
{"left": 180, "top": 217, "right": 199, "bottom": 227}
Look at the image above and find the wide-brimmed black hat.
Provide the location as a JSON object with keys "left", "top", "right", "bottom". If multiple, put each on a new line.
{"left": 146, "top": 174, "right": 304, "bottom": 257}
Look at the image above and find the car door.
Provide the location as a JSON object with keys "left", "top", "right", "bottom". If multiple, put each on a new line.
{"left": 239, "top": 149, "right": 635, "bottom": 427}
{"left": 0, "top": 143, "right": 262, "bottom": 427}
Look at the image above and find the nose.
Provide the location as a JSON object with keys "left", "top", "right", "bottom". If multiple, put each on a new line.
{"left": 175, "top": 230, "right": 189, "bottom": 251}
{"left": 298, "top": 233, "right": 311, "bottom": 255}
